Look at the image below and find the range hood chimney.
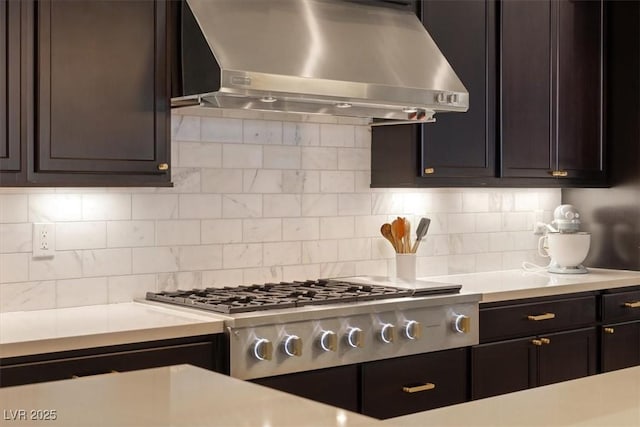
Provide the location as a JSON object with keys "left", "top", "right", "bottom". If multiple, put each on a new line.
{"left": 171, "top": 0, "right": 468, "bottom": 124}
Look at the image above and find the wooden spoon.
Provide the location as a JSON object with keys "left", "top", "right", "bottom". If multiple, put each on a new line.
{"left": 391, "top": 217, "right": 405, "bottom": 253}
{"left": 403, "top": 218, "right": 411, "bottom": 253}
{"left": 380, "top": 223, "right": 397, "bottom": 252}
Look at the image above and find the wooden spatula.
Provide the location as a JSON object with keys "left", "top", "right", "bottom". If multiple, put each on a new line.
{"left": 391, "top": 217, "right": 405, "bottom": 253}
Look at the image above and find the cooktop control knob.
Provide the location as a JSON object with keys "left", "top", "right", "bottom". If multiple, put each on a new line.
{"left": 346, "top": 327, "right": 364, "bottom": 348}
{"left": 453, "top": 314, "right": 471, "bottom": 334}
{"left": 283, "top": 335, "right": 303, "bottom": 357}
{"left": 379, "top": 323, "right": 396, "bottom": 343}
{"left": 404, "top": 320, "right": 422, "bottom": 340}
{"left": 253, "top": 338, "right": 273, "bottom": 361}
{"left": 319, "top": 330, "right": 338, "bottom": 352}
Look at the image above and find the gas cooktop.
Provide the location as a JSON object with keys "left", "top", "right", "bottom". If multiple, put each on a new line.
{"left": 144, "top": 277, "right": 476, "bottom": 381}
{"left": 145, "top": 278, "right": 461, "bottom": 314}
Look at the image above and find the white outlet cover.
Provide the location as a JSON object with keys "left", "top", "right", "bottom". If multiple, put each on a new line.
{"left": 33, "top": 223, "right": 56, "bottom": 258}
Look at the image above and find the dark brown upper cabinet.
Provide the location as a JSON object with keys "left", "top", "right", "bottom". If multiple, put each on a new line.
{"left": 371, "top": 0, "right": 497, "bottom": 187}
{"left": 371, "top": 0, "right": 606, "bottom": 188}
{"left": 1, "top": 0, "right": 171, "bottom": 187}
{"left": 501, "top": 0, "right": 605, "bottom": 183}
{"left": 419, "top": 0, "right": 496, "bottom": 179}
{"left": 0, "top": 0, "right": 24, "bottom": 185}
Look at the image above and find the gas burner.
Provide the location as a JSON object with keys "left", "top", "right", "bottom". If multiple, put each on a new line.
{"left": 146, "top": 280, "right": 416, "bottom": 313}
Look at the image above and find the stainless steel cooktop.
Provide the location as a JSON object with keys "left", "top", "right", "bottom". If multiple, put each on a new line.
{"left": 144, "top": 276, "right": 478, "bottom": 380}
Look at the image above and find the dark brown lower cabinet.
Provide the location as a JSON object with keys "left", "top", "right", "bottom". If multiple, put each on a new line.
{"left": 253, "top": 365, "right": 359, "bottom": 413}
{"left": 471, "top": 336, "right": 536, "bottom": 399}
{"left": 537, "top": 328, "right": 597, "bottom": 386}
{"left": 472, "top": 327, "right": 597, "bottom": 400}
{"left": 601, "top": 322, "right": 640, "bottom": 372}
{"left": 253, "top": 348, "right": 468, "bottom": 420}
{"left": 0, "top": 335, "right": 222, "bottom": 387}
{"left": 361, "top": 348, "right": 468, "bottom": 420}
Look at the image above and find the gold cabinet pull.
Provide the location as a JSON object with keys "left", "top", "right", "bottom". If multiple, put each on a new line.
{"left": 424, "top": 167, "right": 435, "bottom": 175}
{"left": 550, "top": 170, "right": 568, "bottom": 177}
{"left": 527, "top": 313, "right": 556, "bottom": 321}
{"left": 540, "top": 338, "right": 551, "bottom": 345}
{"left": 402, "top": 383, "right": 436, "bottom": 393}
{"left": 624, "top": 301, "right": 640, "bottom": 308}
{"left": 158, "top": 163, "right": 169, "bottom": 171}
{"left": 604, "top": 327, "right": 615, "bottom": 334}
{"left": 532, "top": 339, "right": 543, "bottom": 346}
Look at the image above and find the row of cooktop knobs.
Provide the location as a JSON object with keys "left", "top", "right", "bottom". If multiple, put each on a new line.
{"left": 252, "top": 314, "right": 471, "bottom": 361}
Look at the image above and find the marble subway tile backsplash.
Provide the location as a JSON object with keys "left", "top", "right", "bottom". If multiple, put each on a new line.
{"left": 0, "top": 111, "right": 560, "bottom": 312}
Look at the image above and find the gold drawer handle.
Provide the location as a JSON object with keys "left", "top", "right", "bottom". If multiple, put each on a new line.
{"left": 402, "top": 383, "right": 436, "bottom": 393}
{"left": 424, "top": 167, "right": 435, "bottom": 175}
{"left": 604, "top": 327, "right": 615, "bottom": 334}
{"left": 532, "top": 339, "right": 543, "bottom": 346}
{"left": 550, "top": 170, "right": 568, "bottom": 177}
{"left": 527, "top": 313, "right": 556, "bottom": 321}
{"left": 624, "top": 301, "right": 640, "bottom": 308}
{"left": 158, "top": 163, "right": 169, "bottom": 171}
{"left": 540, "top": 338, "right": 551, "bottom": 345}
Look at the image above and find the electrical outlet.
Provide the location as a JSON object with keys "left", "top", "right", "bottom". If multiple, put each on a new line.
{"left": 33, "top": 223, "right": 55, "bottom": 258}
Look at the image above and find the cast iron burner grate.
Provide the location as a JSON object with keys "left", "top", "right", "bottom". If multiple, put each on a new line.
{"left": 146, "top": 280, "right": 420, "bottom": 314}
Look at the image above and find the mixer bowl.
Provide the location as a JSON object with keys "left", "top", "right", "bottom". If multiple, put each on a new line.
{"left": 546, "top": 232, "right": 591, "bottom": 268}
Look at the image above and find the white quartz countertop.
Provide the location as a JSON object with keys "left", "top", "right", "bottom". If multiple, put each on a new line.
{"left": 1, "top": 363, "right": 639, "bottom": 427}
{"left": 2, "top": 268, "right": 639, "bottom": 358}
{"left": 0, "top": 302, "right": 227, "bottom": 358}
{"left": 423, "top": 267, "right": 640, "bottom": 303}
{"left": 0, "top": 364, "right": 376, "bottom": 427}
{"left": 385, "top": 366, "right": 640, "bottom": 427}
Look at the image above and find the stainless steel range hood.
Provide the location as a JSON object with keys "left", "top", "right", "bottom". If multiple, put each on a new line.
{"left": 171, "top": 0, "right": 468, "bottom": 124}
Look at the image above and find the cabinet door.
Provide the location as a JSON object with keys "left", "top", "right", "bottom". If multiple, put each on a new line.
{"left": 419, "top": 0, "right": 496, "bottom": 178}
{"left": 537, "top": 328, "right": 597, "bottom": 387}
{"left": 556, "top": 0, "right": 604, "bottom": 181}
{"left": 471, "top": 337, "right": 536, "bottom": 400}
{"left": 32, "top": 0, "right": 169, "bottom": 185}
{"left": 361, "top": 348, "right": 468, "bottom": 419}
{"left": 0, "top": 0, "right": 22, "bottom": 182}
{"left": 253, "top": 365, "right": 359, "bottom": 413}
{"left": 601, "top": 322, "right": 640, "bottom": 373}
{"left": 500, "top": 0, "right": 553, "bottom": 178}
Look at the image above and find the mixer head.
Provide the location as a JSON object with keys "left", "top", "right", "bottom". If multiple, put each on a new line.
{"left": 552, "top": 204, "right": 581, "bottom": 233}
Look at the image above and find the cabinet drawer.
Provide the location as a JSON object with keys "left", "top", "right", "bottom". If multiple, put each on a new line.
{"left": 361, "top": 348, "right": 468, "bottom": 419}
{"left": 0, "top": 341, "right": 214, "bottom": 387}
{"left": 480, "top": 295, "right": 596, "bottom": 342}
{"left": 602, "top": 290, "right": 640, "bottom": 322}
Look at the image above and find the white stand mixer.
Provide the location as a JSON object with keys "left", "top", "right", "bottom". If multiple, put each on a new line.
{"left": 537, "top": 205, "right": 591, "bottom": 274}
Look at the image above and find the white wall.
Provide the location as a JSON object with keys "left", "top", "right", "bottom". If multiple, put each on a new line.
{"left": 0, "top": 110, "right": 560, "bottom": 312}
